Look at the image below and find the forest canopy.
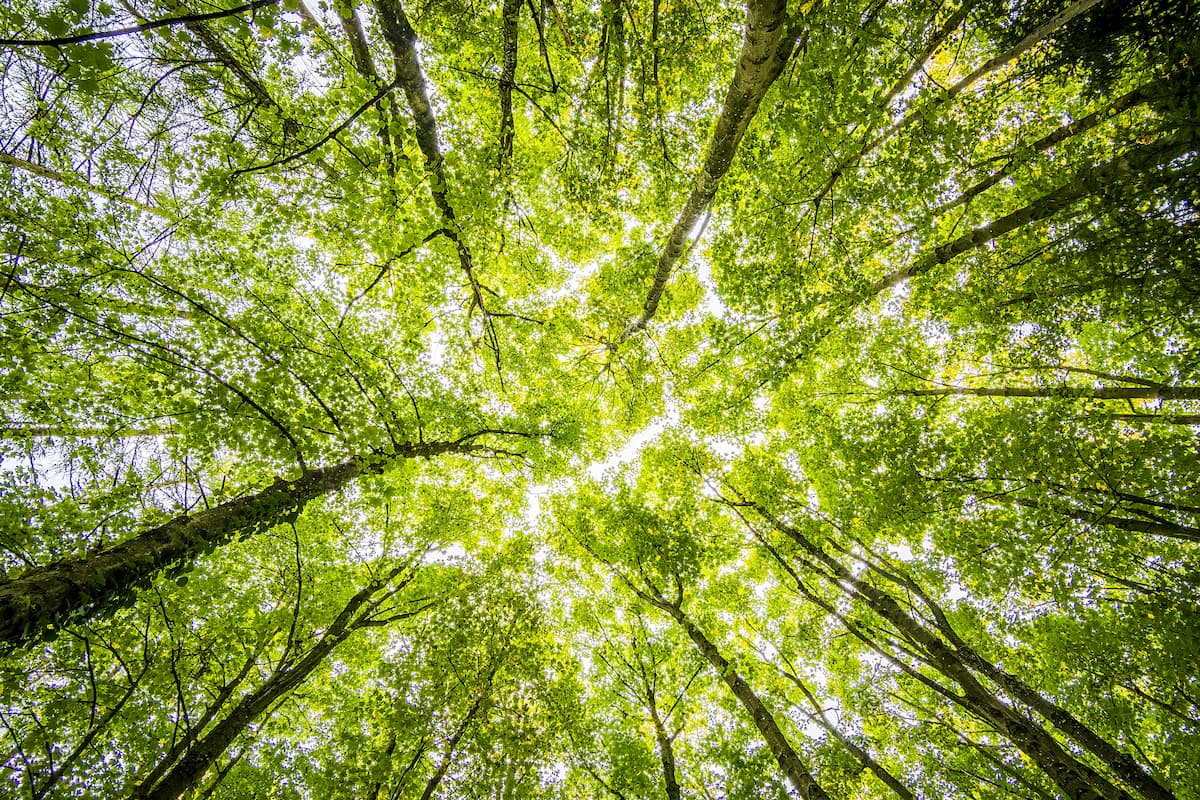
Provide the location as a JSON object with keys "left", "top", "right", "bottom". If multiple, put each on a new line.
{"left": 0, "top": 0, "right": 1198, "bottom": 797}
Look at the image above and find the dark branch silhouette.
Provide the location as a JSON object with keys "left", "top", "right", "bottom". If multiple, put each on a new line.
{"left": 0, "top": 0, "right": 279, "bottom": 47}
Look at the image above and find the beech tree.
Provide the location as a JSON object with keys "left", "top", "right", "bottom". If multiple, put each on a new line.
{"left": 1, "top": 0, "right": 1197, "bottom": 797}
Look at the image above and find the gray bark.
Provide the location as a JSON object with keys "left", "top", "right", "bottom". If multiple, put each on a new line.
{"left": 622, "top": 0, "right": 798, "bottom": 340}
{"left": 0, "top": 439, "right": 486, "bottom": 646}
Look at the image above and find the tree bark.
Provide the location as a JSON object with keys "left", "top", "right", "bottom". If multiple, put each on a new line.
{"left": 1108, "top": 413, "right": 1200, "bottom": 426}
{"left": 783, "top": 669, "right": 917, "bottom": 800}
{"left": 859, "top": 544, "right": 1179, "bottom": 800}
{"left": 0, "top": 0, "right": 279, "bottom": 47}
{"left": 873, "top": 132, "right": 1196, "bottom": 294}
{"left": 373, "top": 0, "right": 501, "bottom": 365}
{"left": 158, "top": 0, "right": 342, "bottom": 183}
{"left": 135, "top": 641, "right": 267, "bottom": 795}
{"left": 747, "top": 503, "right": 1135, "bottom": 800}
{"left": 418, "top": 665, "right": 497, "bottom": 800}
{"left": 0, "top": 152, "right": 173, "bottom": 218}
{"left": 498, "top": 0, "right": 521, "bottom": 167}
{"left": 652, "top": 719, "right": 682, "bottom": 800}
{"left": 934, "top": 80, "right": 1159, "bottom": 215}
{"left": 812, "top": 0, "right": 1102, "bottom": 209}
{"left": 332, "top": 0, "right": 403, "bottom": 175}
{"left": 638, "top": 589, "right": 830, "bottom": 800}
{"left": 1016, "top": 498, "right": 1200, "bottom": 544}
{"left": 137, "top": 570, "right": 415, "bottom": 800}
{"left": 622, "top": 0, "right": 798, "bottom": 340}
{"left": 898, "top": 384, "right": 1200, "bottom": 401}
{"left": 0, "top": 439, "right": 488, "bottom": 646}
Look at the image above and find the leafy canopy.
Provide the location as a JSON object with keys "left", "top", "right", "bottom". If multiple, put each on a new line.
{"left": 1, "top": 0, "right": 1198, "bottom": 798}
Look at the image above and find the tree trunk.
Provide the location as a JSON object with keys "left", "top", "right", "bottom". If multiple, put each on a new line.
{"left": 622, "top": 0, "right": 797, "bottom": 339}
{"left": 784, "top": 669, "right": 917, "bottom": 800}
{"left": 860, "top": 543, "right": 1179, "bottom": 800}
{"left": 137, "top": 570, "right": 413, "bottom": 800}
{"left": 813, "top": 0, "right": 1102, "bottom": 209}
{"left": 653, "top": 722, "right": 682, "bottom": 800}
{"left": 651, "top": 596, "right": 830, "bottom": 800}
{"left": 1016, "top": 498, "right": 1200, "bottom": 544}
{"left": 418, "top": 666, "right": 496, "bottom": 800}
{"left": 372, "top": 0, "right": 499, "bottom": 362}
{"left": 935, "top": 80, "right": 1159, "bottom": 215}
{"left": 0, "top": 439, "right": 482, "bottom": 645}
{"left": 873, "top": 132, "right": 1196, "bottom": 294}
{"left": 898, "top": 385, "right": 1200, "bottom": 401}
{"left": 750, "top": 504, "right": 1134, "bottom": 800}
{"left": 497, "top": 0, "right": 521, "bottom": 167}
{"left": 644, "top": 684, "right": 682, "bottom": 800}
{"left": 135, "top": 641, "right": 267, "bottom": 795}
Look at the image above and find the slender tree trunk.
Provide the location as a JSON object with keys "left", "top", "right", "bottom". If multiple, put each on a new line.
{"left": 0, "top": 152, "right": 172, "bottom": 218}
{"left": 873, "top": 133, "right": 1196, "bottom": 294}
{"left": 498, "top": 0, "right": 521, "bottom": 167}
{"left": 32, "top": 656, "right": 153, "bottom": 800}
{"left": 643, "top": 685, "right": 682, "bottom": 800}
{"left": 933, "top": 0, "right": 1103, "bottom": 108}
{"left": 652, "top": 720, "right": 682, "bottom": 800}
{"left": 331, "top": 0, "right": 401, "bottom": 176}
{"left": 810, "top": 3, "right": 971, "bottom": 208}
{"left": 747, "top": 504, "right": 1134, "bottom": 800}
{"left": 0, "top": 439, "right": 485, "bottom": 645}
{"left": 784, "top": 670, "right": 917, "bottom": 800}
{"left": 135, "top": 641, "right": 267, "bottom": 794}
{"left": 813, "top": 0, "right": 1102, "bottom": 208}
{"left": 898, "top": 384, "right": 1200, "bottom": 401}
{"left": 373, "top": 0, "right": 500, "bottom": 363}
{"left": 622, "top": 0, "right": 798, "bottom": 340}
{"left": 138, "top": 570, "right": 415, "bottom": 800}
{"left": 857, "top": 544, "right": 1179, "bottom": 800}
{"left": 418, "top": 667, "right": 496, "bottom": 800}
{"left": 954, "top": 639, "right": 1177, "bottom": 800}
{"left": 1108, "top": 413, "right": 1200, "bottom": 426}
{"left": 364, "top": 731, "right": 398, "bottom": 800}
{"left": 1016, "top": 498, "right": 1200, "bottom": 544}
{"left": 194, "top": 749, "right": 243, "bottom": 800}
{"left": 645, "top": 592, "right": 831, "bottom": 800}
{"left": 935, "top": 80, "right": 1160, "bottom": 215}
{"left": 157, "top": 0, "right": 341, "bottom": 183}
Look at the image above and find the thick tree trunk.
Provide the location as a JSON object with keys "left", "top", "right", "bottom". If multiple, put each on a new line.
{"left": 622, "top": 0, "right": 797, "bottom": 340}
{"left": 0, "top": 439, "right": 481, "bottom": 646}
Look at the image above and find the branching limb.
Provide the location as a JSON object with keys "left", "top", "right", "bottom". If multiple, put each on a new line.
{"left": 0, "top": 0, "right": 279, "bottom": 47}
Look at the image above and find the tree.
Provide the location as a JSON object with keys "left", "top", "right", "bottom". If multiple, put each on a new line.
{"left": 1, "top": 0, "right": 1198, "bottom": 797}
